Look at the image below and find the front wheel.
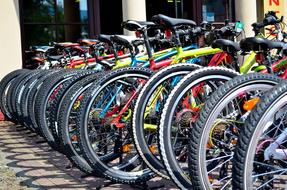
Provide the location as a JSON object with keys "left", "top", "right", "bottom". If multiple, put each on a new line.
{"left": 233, "top": 80, "right": 287, "bottom": 189}
{"left": 158, "top": 67, "right": 239, "bottom": 189}
{"left": 76, "top": 67, "right": 155, "bottom": 184}
{"left": 189, "top": 73, "right": 282, "bottom": 190}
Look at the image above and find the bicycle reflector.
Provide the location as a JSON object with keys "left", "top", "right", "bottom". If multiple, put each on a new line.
{"left": 165, "top": 29, "right": 172, "bottom": 39}
{"left": 243, "top": 97, "right": 260, "bottom": 111}
{"left": 135, "top": 31, "right": 141, "bottom": 38}
{"left": 255, "top": 53, "right": 265, "bottom": 63}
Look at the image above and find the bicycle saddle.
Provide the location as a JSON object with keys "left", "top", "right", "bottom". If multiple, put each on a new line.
{"left": 55, "top": 42, "right": 80, "bottom": 48}
{"left": 152, "top": 14, "right": 197, "bottom": 28}
{"left": 98, "top": 34, "right": 113, "bottom": 45}
{"left": 212, "top": 39, "right": 240, "bottom": 53}
{"left": 122, "top": 20, "right": 156, "bottom": 31}
{"left": 47, "top": 55, "right": 64, "bottom": 61}
{"left": 240, "top": 37, "right": 284, "bottom": 52}
{"left": 78, "top": 38, "right": 99, "bottom": 46}
{"left": 111, "top": 35, "right": 138, "bottom": 49}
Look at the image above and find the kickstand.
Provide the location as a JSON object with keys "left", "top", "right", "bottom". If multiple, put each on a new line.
{"left": 130, "top": 182, "right": 165, "bottom": 190}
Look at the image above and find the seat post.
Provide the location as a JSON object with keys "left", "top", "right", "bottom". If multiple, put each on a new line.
{"left": 141, "top": 28, "right": 156, "bottom": 69}
{"left": 173, "top": 27, "right": 182, "bottom": 48}
{"left": 265, "top": 51, "right": 273, "bottom": 74}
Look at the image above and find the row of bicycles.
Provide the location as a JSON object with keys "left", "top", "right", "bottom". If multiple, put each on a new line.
{"left": 1, "top": 11, "right": 287, "bottom": 189}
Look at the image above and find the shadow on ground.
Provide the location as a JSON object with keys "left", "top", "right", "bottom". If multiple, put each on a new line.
{"left": 0, "top": 122, "right": 175, "bottom": 190}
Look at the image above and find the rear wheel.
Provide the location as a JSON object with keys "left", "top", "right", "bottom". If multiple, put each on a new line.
{"left": 158, "top": 67, "right": 238, "bottom": 189}
{"left": 233, "top": 80, "right": 287, "bottom": 189}
{"left": 77, "top": 67, "right": 155, "bottom": 184}
{"left": 189, "top": 73, "right": 282, "bottom": 190}
{"left": 57, "top": 72, "right": 105, "bottom": 174}
{"left": 133, "top": 63, "right": 200, "bottom": 178}
{"left": 0, "top": 69, "right": 29, "bottom": 120}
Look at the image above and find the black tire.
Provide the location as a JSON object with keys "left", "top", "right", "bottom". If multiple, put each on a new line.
{"left": 6, "top": 70, "right": 40, "bottom": 120}
{"left": 34, "top": 69, "right": 92, "bottom": 149}
{"left": 188, "top": 73, "right": 282, "bottom": 190}
{"left": 233, "top": 80, "right": 287, "bottom": 190}
{"left": 57, "top": 72, "right": 106, "bottom": 174}
{"left": 132, "top": 63, "right": 201, "bottom": 179}
{"left": 20, "top": 70, "right": 59, "bottom": 130}
{"left": 77, "top": 67, "right": 155, "bottom": 184}
{"left": 0, "top": 69, "right": 29, "bottom": 120}
{"left": 15, "top": 70, "right": 50, "bottom": 122}
{"left": 26, "top": 69, "right": 68, "bottom": 133}
{"left": 158, "top": 67, "right": 239, "bottom": 189}
{"left": 48, "top": 70, "right": 101, "bottom": 149}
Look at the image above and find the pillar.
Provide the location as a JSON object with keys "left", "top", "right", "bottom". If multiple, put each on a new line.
{"left": 122, "top": 0, "right": 146, "bottom": 36}
{"left": 0, "top": 0, "right": 22, "bottom": 79}
{"left": 235, "top": 0, "right": 257, "bottom": 37}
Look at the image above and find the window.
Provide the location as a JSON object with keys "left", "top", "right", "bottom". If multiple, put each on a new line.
{"left": 22, "top": 0, "right": 88, "bottom": 48}
{"left": 202, "top": 0, "right": 234, "bottom": 22}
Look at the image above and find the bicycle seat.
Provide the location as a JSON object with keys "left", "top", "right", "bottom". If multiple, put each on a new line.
{"left": 240, "top": 37, "right": 272, "bottom": 52}
{"left": 78, "top": 38, "right": 99, "bottom": 46}
{"left": 111, "top": 35, "right": 138, "bottom": 49}
{"left": 122, "top": 20, "right": 156, "bottom": 31}
{"left": 56, "top": 42, "right": 80, "bottom": 48}
{"left": 152, "top": 14, "right": 197, "bottom": 28}
{"left": 132, "top": 39, "right": 145, "bottom": 47}
{"left": 31, "top": 56, "right": 45, "bottom": 62}
{"left": 212, "top": 39, "right": 240, "bottom": 53}
{"left": 47, "top": 55, "right": 64, "bottom": 61}
{"left": 98, "top": 34, "right": 113, "bottom": 45}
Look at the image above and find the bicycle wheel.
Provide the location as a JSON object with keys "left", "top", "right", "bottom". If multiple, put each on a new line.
{"left": 233, "top": 80, "right": 287, "bottom": 189}
{"left": 26, "top": 69, "right": 69, "bottom": 133}
{"left": 0, "top": 69, "right": 29, "bottom": 120}
{"left": 133, "top": 63, "right": 201, "bottom": 178}
{"left": 34, "top": 70, "right": 94, "bottom": 149}
{"left": 77, "top": 67, "right": 155, "bottom": 184}
{"left": 16, "top": 70, "right": 51, "bottom": 123}
{"left": 158, "top": 67, "right": 238, "bottom": 189}
{"left": 20, "top": 70, "right": 60, "bottom": 130}
{"left": 57, "top": 72, "right": 106, "bottom": 174}
{"left": 189, "top": 73, "right": 282, "bottom": 190}
{"left": 6, "top": 70, "right": 40, "bottom": 120}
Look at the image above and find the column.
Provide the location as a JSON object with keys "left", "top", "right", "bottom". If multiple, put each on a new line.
{"left": 0, "top": 0, "right": 22, "bottom": 79}
{"left": 235, "top": 0, "right": 257, "bottom": 37}
{"left": 122, "top": 0, "right": 146, "bottom": 36}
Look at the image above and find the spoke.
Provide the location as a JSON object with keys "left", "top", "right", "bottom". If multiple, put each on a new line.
{"left": 207, "top": 157, "right": 232, "bottom": 174}
{"left": 255, "top": 169, "right": 287, "bottom": 190}
{"left": 220, "top": 178, "right": 232, "bottom": 190}
{"left": 253, "top": 161, "right": 282, "bottom": 171}
{"left": 252, "top": 168, "right": 287, "bottom": 178}
{"left": 206, "top": 153, "right": 233, "bottom": 163}
{"left": 211, "top": 137, "right": 231, "bottom": 147}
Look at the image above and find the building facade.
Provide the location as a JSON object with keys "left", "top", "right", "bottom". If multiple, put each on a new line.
{"left": 0, "top": 0, "right": 286, "bottom": 78}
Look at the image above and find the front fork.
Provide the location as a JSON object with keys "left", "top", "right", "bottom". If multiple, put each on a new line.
{"left": 264, "top": 127, "right": 287, "bottom": 160}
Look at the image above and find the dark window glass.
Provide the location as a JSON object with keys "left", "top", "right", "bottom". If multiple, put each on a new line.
{"left": 23, "top": 0, "right": 88, "bottom": 48}
{"left": 25, "top": 25, "right": 56, "bottom": 46}
{"left": 202, "top": 0, "right": 233, "bottom": 22}
{"left": 23, "top": 0, "right": 55, "bottom": 23}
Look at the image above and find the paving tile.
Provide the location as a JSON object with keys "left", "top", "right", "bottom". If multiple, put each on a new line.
{"left": 0, "top": 121, "right": 178, "bottom": 189}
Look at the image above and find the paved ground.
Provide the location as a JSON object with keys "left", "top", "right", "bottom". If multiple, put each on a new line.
{"left": 0, "top": 121, "right": 176, "bottom": 190}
